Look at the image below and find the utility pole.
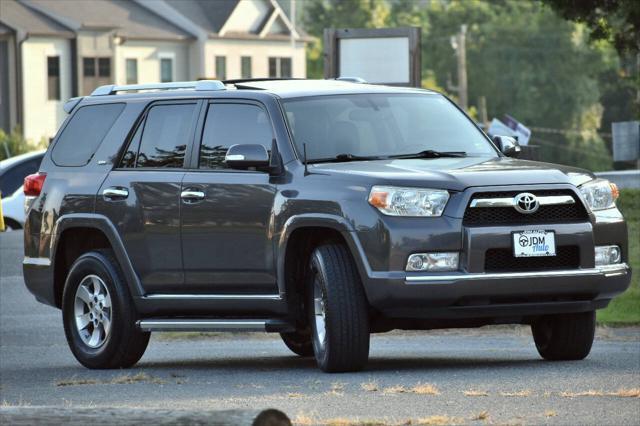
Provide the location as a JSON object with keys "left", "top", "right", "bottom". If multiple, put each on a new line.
{"left": 457, "top": 24, "right": 468, "bottom": 111}
{"left": 449, "top": 25, "right": 468, "bottom": 111}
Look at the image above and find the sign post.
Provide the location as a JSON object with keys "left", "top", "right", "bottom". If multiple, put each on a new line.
{"left": 324, "top": 27, "right": 421, "bottom": 87}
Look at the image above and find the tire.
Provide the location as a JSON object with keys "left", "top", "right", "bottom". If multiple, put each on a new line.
{"left": 531, "top": 311, "right": 595, "bottom": 361}
{"left": 308, "top": 243, "right": 370, "bottom": 372}
{"left": 280, "top": 329, "right": 313, "bottom": 357}
{"left": 3, "top": 218, "right": 22, "bottom": 231}
{"left": 62, "top": 250, "right": 150, "bottom": 369}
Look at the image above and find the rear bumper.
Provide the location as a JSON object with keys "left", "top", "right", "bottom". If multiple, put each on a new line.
{"left": 363, "top": 263, "right": 632, "bottom": 319}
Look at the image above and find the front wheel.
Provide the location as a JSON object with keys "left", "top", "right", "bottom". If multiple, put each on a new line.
{"left": 308, "top": 243, "right": 370, "bottom": 372}
{"left": 62, "top": 250, "right": 150, "bottom": 369}
{"left": 531, "top": 311, "right": 595, "bottom": 361}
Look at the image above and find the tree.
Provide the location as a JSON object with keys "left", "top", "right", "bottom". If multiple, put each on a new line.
{"left": 541, "top": 0, "right": 640, "bottom": 54}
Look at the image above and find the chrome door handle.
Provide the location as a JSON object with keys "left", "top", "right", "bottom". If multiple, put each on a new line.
{"left": 181, "top": 190, "right": 205, "bottom": 202}
{"left": 103, "top": 187, "right": 128, "bottom": 200}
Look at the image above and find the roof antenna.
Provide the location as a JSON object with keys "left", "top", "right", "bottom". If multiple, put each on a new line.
{"left": 303, "top": 142, "right": 309, "bottom": 176}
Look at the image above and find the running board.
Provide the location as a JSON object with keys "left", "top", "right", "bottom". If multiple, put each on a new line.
{"left": 136, "top": 318, "right": 295, "bottom": 333}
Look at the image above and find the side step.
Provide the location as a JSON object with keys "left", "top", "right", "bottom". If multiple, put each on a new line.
{"left": 137, "top": 318, "right": 295, "bottom": 333}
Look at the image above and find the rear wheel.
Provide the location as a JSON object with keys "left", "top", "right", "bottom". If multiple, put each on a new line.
{"left": 308, "top": 243, "right": 370, "bottom": 372}
{"left": 531, "top": 311, "right": 595, "bottom": 361}
{"left": 280, "top": 329, "right": 313, "bottom": 357}
{"left": 62, "top": 250, "right": 150, "bottom": 369}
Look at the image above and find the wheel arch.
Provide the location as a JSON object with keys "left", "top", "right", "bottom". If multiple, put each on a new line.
{"left": 277, "top": 214, "right": 372, "bottom": 322}
{"left": 52, "top": 214, "right": 143, "bottom": 308}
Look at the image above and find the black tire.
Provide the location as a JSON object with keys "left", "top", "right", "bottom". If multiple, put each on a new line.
{"left": 62, "top": 250, "right": 150, "bottom": 369}
{"left": 280, "top": 329, "right": 313, "bottom": 357}
{"left": 308, "top": 243, "right": 370, "bottom": 372}
{"left": 531, "top": 311, "right": 596, "bottom": 361}
{"left": 3, "top": 218, "right": 22, "bottom": 230}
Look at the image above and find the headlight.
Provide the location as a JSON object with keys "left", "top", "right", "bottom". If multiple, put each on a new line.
{"left": 579, "top": 179, "right": 619, "bottom": 211}
{"left": 368, "top": 186, "right": 449, "bottom": 217}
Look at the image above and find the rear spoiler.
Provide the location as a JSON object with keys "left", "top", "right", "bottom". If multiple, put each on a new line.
{"left": 63, "top": 97, "right": 83, "bottom": 114}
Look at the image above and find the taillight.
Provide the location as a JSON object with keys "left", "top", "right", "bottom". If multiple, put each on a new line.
{"left": 24, "top": 172, "right": 47, "bottom": 196}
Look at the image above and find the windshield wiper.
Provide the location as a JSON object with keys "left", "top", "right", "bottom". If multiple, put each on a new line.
{"left": 390, "top": 150, "right": 467, "bottom": 159}
{"left": 308, "top": 153, "right": 386, "bottom": 164}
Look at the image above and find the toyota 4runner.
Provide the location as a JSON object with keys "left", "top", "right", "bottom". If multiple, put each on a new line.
{"left": 22, "top": 79, "right": 631, "bottom": 372}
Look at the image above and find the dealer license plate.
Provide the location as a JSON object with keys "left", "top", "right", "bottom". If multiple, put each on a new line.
{"left": 513, "top": 230, "right": 556, "bottom": 257}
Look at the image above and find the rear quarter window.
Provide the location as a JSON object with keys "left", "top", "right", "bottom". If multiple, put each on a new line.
{"left": 51, "top": 103, "right": 125, "bottom": 166}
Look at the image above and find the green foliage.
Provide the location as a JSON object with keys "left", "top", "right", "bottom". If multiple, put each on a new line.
{"left": 598, "top": 189, "right": 640, "bottom": 325}
{"left": 541, "top": 0, "right": 640, "bottom": 55}
{"left": 0, "top": 128, "right": 48, "bottom": 161}
{"left": 300, "top": 0, "right": 632, "bottom": 171}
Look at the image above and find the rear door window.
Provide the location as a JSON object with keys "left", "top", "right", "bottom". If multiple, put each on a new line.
{"left": 122, "top": 103, "right": 196, "bottom": 169}
{"left": 51, "top": 103, "right": 125, "bottom": 166}
{"left": 199, "top": 103, "right": 272, "bottom": 169}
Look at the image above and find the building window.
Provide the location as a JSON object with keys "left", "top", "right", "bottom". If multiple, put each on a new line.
{"left": 47, "top": 56, "right": 60, "bottom": 100}
{"left": 160, "top": 57, "right": 173, "bottom": 83}
{"left": 98, "top": 58, "right": 110, "bottom": 77}
{"left": 241, "top": 56, "right": 252, "bottom": 79}
{"left": 268, "top": 57, "right": 292, "bottom": 78}
{"left": 83, "top": 57, "right": 95, "bottom": 77}
{"left": 215, "top": 56, "right": 226, "bottom": 80}
{"left": 126, "top": 59, "right": 138, "bottom": 84}
{"left": 82, "top": 57, "right": 111, "bottom": 95}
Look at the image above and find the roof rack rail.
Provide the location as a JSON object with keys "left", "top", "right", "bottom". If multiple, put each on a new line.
{"left": 335, "top": 76, "right": 367, "bottom": 83}
{"left": 90, "top": 80, "right": 225, "bottom": 96}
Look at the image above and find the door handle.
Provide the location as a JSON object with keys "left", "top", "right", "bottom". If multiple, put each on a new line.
{"left": 181, "top": 190, "right": 205, "bottom": 202}
{"left": 103, "top": 187, "right": 129, "bottom": 200}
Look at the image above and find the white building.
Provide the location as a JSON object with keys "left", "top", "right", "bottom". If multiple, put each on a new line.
{"left": 0, "top": 0, "right": 308, "bottom": 143}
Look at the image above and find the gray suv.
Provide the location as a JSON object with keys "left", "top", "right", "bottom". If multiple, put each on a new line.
{"left": 22, "top": 79, "right": 631, "bottom": 373}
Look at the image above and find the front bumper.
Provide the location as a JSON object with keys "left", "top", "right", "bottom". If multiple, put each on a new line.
{"left": 363, "top": 263, "right": 631, "bottom": 319}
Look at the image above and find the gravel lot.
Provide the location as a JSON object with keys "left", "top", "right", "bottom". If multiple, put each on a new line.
{"left": 1, "top": 231, "right": 639, "bottom": 425}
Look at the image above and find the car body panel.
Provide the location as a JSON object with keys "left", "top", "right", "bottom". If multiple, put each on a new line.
{"left": 21, "top": 80, "right": 632, "bottom": 327}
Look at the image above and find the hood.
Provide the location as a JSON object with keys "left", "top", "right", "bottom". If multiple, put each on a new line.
{"left": 310, "top": 156, "right": 595, "bottom": 191}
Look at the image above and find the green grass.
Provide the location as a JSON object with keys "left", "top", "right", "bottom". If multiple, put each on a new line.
{"left": 597, "top": 189, "right": 640, "bottom": 325}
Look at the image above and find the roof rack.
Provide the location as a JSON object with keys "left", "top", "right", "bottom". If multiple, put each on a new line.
{"left": 90, "top": 80, "right": 225, "bottom": 96}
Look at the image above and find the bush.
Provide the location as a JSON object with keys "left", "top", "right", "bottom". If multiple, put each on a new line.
{"left": 0, "top": 128, "right": 48, "bottom": 161}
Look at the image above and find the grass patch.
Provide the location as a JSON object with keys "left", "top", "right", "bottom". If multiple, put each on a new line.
{"left": 463, "top": 389, "right": 488, "bottom": 397}
{"left": 559, "top": 388, "right": 640, "bottom": 398}
{"left": 361, "top": 381, "right": 379, "bottom": 392}
{"left": 411, "top": 383, "right": 440, "bottom": 395}
{"left": 598, "top": 189, "right": 640, "bottom": 325}
{"left": 499, "top": 390, "right": 532, "bottom": 397}
{"left": 292, "top": 415, "right": 460, "bottom": 425}
{"left": 55, "top": 373, "right": 165, "bottom": 387}
{"left": 381, "top": 383, "right": 439, "bottom": 395}
{"left": 471, "top": 411, "right": 489, "bottom": 421}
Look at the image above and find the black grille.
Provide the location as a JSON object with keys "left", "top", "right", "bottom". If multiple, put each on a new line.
{"left": 485, "top": 245, "right": 580, "bottom": 272}
{"left": 463, "top": 190, "right": 589, "bottom": 226}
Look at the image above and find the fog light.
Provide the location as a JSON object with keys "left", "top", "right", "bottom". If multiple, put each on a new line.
{"left": 406, "top": 252, "right": 459, "bottom": 272}
{"left": 595, "top": 245, "right": 621, "bottom": 266}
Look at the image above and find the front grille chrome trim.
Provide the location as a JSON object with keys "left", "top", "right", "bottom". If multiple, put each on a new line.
{"left": 405, "top": 263, "right": 629, "bottom": 283}
{"left": 470, "top": 195, "right": 575, "bottom": 209}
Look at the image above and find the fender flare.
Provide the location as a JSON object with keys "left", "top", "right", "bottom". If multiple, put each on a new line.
{"left": 276, "top": 214, "right": 373, "bottom": 297}
{"left": 52, "top": 213, "right": 144, "bottom": 299}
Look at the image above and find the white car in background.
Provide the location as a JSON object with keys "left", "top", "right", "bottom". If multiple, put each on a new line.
{"left": 1, "top": 150, "right": 45, "bottom": 230}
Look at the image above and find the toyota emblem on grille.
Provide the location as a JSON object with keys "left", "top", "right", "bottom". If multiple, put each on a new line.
{"left": 514, "top": 192, "right": 539, "bottom": 214}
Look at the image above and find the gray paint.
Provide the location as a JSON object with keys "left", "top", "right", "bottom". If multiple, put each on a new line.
{"left": 22, "top": 81, "right": 632, "bottom": 329}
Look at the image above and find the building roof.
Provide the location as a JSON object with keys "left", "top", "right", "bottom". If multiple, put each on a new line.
{"left": 0, "top": 0, "right": 74, "bottom": 37}
{"left": 164, "top": 0, "right": 238, "bottom": 34}
{"left": 25, "top": 0, "right": 192, "bottom": 40}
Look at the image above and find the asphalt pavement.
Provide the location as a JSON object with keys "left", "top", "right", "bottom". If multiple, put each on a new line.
{"left": 1, "top": 230, "right": 639, "bottom": 425}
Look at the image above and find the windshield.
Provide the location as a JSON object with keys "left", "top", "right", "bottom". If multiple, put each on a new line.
{"left": 282, "top": 93, "right": 497, "bottom": 162}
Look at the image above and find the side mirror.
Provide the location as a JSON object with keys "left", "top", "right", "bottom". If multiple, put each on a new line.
{"left": 493, "top": 135, "right": 521, "bottom": 158}
{"left": 225, "top": 144, "right": 270, "bottom": 170}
